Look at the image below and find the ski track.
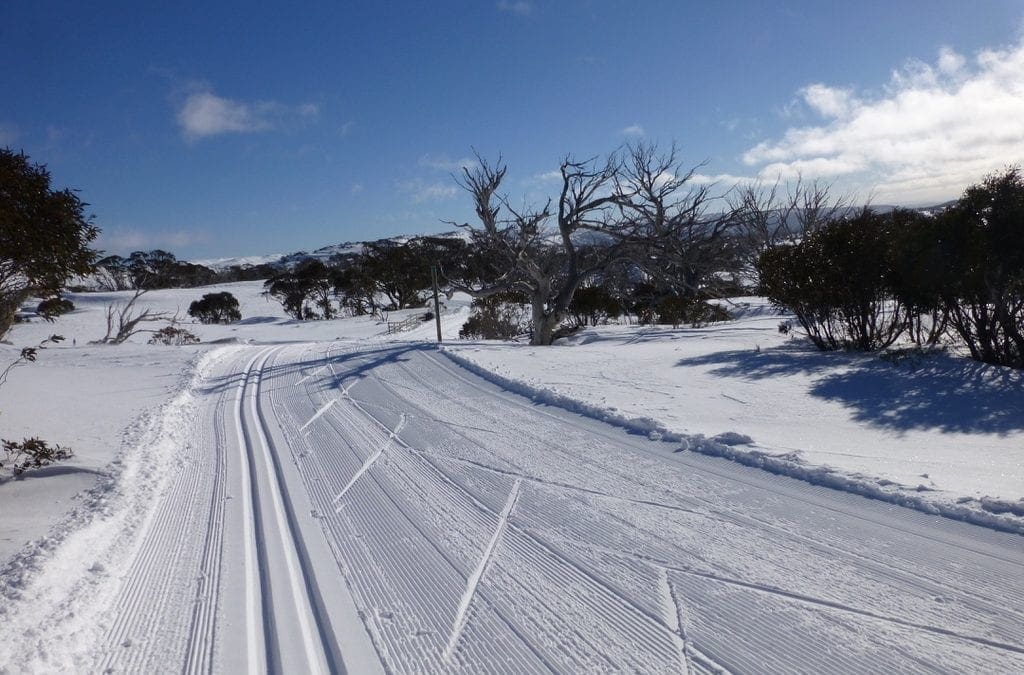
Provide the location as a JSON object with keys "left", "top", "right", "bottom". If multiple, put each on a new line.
{"left": 4, "top": 339, "right": 1023, "bottom": 673}
{"left": 280, "top": 340, "right": 1024, "bottom": 673}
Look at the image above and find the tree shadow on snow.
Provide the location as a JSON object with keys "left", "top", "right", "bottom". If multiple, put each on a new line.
{"left": 196, "top": 343, "right": 433, "bottom": 397}
{"left": 677, "top": 343, "right": 1024, "bottom": 435}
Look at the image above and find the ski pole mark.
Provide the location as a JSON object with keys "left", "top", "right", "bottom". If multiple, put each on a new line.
{"left": 300, "top": 400, "right": 336, "bottom": 432}
{"left": 444, "top": 478, "right": 523, "bottom": 663}
{"left": 332, "top": 414, "right": 407, "bottom": 506}
{"left": 658, "top": 567, "right": 692, "bottom": 675}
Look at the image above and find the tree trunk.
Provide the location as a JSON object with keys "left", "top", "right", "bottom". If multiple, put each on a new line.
{"left": 529, "top": 291, "right": 562, "bottom": 346}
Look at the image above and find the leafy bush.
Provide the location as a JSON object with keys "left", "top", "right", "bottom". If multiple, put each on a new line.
{"left": 886, "top": 211, "right": 949, "bottom": 347}
{"left": 148, "top": 326, "right": 200, "bottom": 346}
{"left": 37, "top": 297, "right": 75, "bottom": 320}
{"left": 758, "top": 210, "right": 908, "bottom": 351}
{"left": 1, "top": 438, "right": 73, "bottom": 477}
{"left": 188, "top": 291, "right": 241, "bottom": 324}
{"left": 459, "top": 293, "right": 529, "bottom": 340}
{"left": 929, "top": 168, "right": 1024, "bottom": 368}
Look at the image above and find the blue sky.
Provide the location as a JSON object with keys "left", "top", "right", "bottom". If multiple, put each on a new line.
{"left": 3, "top": 1, "right": 1023, "bottom": 260}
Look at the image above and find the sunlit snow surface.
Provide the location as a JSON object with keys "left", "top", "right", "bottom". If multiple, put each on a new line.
{"left": 0, "top": 283, "right": 1021, "bottom": 672}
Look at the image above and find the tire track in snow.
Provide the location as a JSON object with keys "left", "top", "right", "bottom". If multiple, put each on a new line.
{"left": 213, "top": 341, "right": 1024, "bottom": 672}
{"left": 327, "top": 356, "right": 683, "bottom": 669}
{"left": 307, "top": 344, "right": 557, "bottom": 672}
{"left": 93, "top": 349, "right": 237, "bottom": 674}
{"left": 232, "top": 347, "right": 268, "bottom": 672}
{"left": 380, "top": 348, "right": 1024, "bottom": 671}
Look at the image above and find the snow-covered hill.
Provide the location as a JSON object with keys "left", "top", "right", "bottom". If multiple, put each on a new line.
{"left": 191, "top": 229, "right": 470, "bottom": 272}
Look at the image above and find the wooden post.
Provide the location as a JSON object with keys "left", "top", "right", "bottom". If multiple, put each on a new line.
{"left": 431, "top": 264, "right": 442, "bottom": 343}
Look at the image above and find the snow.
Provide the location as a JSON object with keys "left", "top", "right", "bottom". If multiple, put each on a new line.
{"left": 0, "top": 284, "right": 1022, "bottom": 671}
{"left": 443, "top": 298, "right": 1024, "bottom": 532}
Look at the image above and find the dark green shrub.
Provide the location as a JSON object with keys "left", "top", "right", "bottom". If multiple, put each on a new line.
{"left": 931, "top": 168, "right": 1024, "bottom": 367}
{"left": 759, "top": 210, "right": 908, "bottom": 351}
{"left": 459, "top": 292, "right": 529, "bottom": 340}
{"left": 886, "top": 211, "right": 949, "bottom": 347}
{"left": 188, "top": 291, "right": 241, "bottom": 324}
{"left": 569, "top": 285, "right": 623, "bottom": 327}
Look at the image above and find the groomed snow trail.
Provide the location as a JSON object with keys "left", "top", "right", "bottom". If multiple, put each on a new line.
{"left": 3, "top": 341, "right": 1023, "bottom": 673}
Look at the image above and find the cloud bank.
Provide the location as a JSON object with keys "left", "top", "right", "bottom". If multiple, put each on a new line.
{"left": 743, "top": 39, "right": 1024, "bottom": 203}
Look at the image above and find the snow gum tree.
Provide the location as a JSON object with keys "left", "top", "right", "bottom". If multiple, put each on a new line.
{"left": 0, "top": 148, "right": 99, "bottom": 338}
{"left": 447, "top": 153, "right": 630, "bottom": 345}
{"left": 448, "top": 144, "right": 753, "bottom": 343}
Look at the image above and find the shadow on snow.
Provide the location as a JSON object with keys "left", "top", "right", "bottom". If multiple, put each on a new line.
{"left": 676, "top": 342, "right": 1024, "bottom": 435}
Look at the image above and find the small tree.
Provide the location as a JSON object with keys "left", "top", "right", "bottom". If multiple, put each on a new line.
{"left": 264, "top": 260, "right": 334, "bottom": 320}
{"left": 148, "top": 325, "right": 200, "bottom": 346}
{"left": 0, "top": 148, "right": 99, "bottom": 338}
{"left": 188, "top": 291, "right": 241, "bottom": 324}
{"left": 448, "top": 153, "right": 630, "bottom": 345}
{"left": 459, "top": 292, "right": 530, "bottom": 340}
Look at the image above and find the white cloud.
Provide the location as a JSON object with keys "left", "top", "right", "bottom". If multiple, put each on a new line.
{"left": 622, "top": 124, "right": 646, "bottom": 137}
{"left": 800, "top": 83, "right": 856, "bottom": 118}
{"left": 497, "top": 1, "right": 532, "bottom": 16}
{"left": 178, "top": 91, "right": 265, "bottom": 139}
{"left": 350, "top": 182, "right": 365, "bottom": 194}
{"left": 937, "top": 46, "right": 966, "bottom": 76}
{"left": 176, "top": 86, "right": 317, "bottom": 141}
{"left": 419, "top": 154, "right": 476, "bottom": 171}
{"left": 743, "top": 39, "right": 1024, "bottom": 203}
{"left": 399, "top": 178, "right": 458, "bottom": 203}
{"left": 97, "top": 227, "right": 211, "bottom": 253}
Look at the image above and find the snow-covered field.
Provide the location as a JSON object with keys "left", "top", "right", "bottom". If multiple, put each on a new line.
{"left": 0, "top": 281, "right": 1022, "bottom": 671}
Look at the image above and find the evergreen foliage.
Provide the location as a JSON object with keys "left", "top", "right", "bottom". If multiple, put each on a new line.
{"left": 0, "top": 148, "right": 99, "bottom": 337}
{"left": 188, "top": 291, "right": 241, "bottom": 324}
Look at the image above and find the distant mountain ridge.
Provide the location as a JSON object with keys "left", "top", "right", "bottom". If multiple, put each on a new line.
{"left": 191, "top": 229, "right": 469, "bottom": 272}
{"left": 190, "top": 201, "right": 955, "bottom": 273}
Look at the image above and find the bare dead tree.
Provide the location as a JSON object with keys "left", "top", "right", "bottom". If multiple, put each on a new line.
{"left": 600, "top": 143, "right": 746, "bottom": 312}
{"left": 98, "top": 289, "right": 175, "bottom": 344}
{"left": 729, "top": 173, "right": 851, "bottom": 282}
{"left": 446, "top": 152, "right": 631, "bottom": 345}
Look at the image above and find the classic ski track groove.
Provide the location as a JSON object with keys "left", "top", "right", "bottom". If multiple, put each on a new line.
{"left": 241, "top": 346, "right": 338, "bottom": 673}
